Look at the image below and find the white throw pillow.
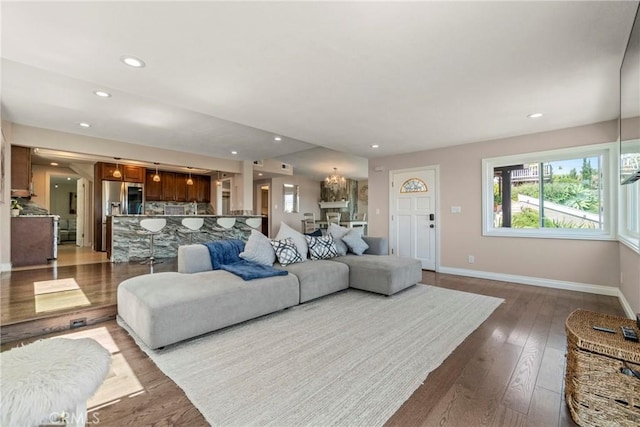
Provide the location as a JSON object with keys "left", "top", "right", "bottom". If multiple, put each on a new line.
{"left": 275, "top": 221, "right": 308, "bottom": 260}
{"left": 327, "top": 223, "right": 350, "bottom": 256}
{"left": 239, "top": 229, "right": 276, "bottom": 266}
{"left": 341, "top": 228, "right": 369, "bottom": 255}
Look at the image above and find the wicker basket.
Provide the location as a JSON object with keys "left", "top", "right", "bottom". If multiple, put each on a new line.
{"left": 565, "top": 309, "right": 640, "bottom": 426}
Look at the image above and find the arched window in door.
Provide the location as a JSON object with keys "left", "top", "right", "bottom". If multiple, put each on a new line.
{"left": 400, "top": 178, "right": 428, "bottom": 193}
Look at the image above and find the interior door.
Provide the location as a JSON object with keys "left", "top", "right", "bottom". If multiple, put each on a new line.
{"left": 390, "top": 168, "right": 437, "bottom": 270}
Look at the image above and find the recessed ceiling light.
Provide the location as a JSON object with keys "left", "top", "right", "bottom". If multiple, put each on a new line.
{"left": 370, "top": 144, "right": 380, "bottom": 149}
{"left": 67, "top": 177, "right": 71, "bottom": 181}
{"left": 527, "top": 113, "right": 543, "bottom": 119}
{"left": 94, "top": 90, "right": 111, "bottom": 98}
{"left": 274, "top": 136, "right": 282, "bottom": 141}
{"left": 50, "top": 162, "right": 58, "bottom": 166}
{"left": 258, "top": 173, "right": 263, "bottom": 176}
{"left": 79, "top": 122, "right": 91, "bottom": 128}
{"left": 120, "top": 55, "right": 146, "bottom": 68}
{"left": 231, "top": 151, "right": 238, "bottom": 155}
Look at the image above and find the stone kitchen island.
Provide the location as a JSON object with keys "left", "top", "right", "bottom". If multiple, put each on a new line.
{"left": 108, "top": 215, "right": 263, "bottom": 262}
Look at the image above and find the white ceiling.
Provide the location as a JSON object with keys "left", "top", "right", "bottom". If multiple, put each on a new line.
{"left": 1, "top": 1, "right": 637, "bottom": 180}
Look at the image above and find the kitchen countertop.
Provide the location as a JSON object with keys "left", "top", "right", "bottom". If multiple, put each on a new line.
{"left": 111, "top": 214, "right": 265, "bottom": 217}
{"left": 13, "top": 214, "right": 59, "bottom": 218}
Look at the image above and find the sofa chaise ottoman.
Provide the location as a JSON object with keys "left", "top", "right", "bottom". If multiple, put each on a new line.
{"left": 118, "top": 270, "right": 299, "bottom": 349}
{"left": 333, "top": 254, "right": 423, "bottom": 296}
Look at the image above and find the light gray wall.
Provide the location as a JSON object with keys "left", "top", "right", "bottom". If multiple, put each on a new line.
{"left": 270, "top": 175, "right": 321, "bottom": 236}
{"left": 368, "top": 120, "right": 620, "bottom": 288}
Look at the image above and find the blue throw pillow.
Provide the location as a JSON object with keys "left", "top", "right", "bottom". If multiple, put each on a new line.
{"left": 304, "top": 229, "right": 322, "bottom": 237}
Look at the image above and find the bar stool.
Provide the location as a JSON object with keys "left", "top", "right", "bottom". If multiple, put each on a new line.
{"left": 137, "top": 218, "right": 166, "bottom": 265}
{"left": 245, "top": 217, "right": 262, "bottom": 229}
{"left": 182, "top": 217, "right": 204, "bottom": 244}
{"left": 216, "top": 217, "right": 236, "bottom": 229}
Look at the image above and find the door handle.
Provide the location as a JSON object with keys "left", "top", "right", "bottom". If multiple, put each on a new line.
{"left": 430, "top": 224, "right": 435, "bottom": 228}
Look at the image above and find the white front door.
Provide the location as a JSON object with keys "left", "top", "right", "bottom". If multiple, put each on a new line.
{"left": 390, "top": 167, "right": 437, "bottom": 270}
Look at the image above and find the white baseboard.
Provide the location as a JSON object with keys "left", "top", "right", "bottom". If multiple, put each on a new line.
{"left": 439, "top": 266, "right": 636, "bottom": 319}
{"left": 617, "top": 290, "right": 636, "bottom": 319}
{"left": 439, "top": 266, "right": 620, "bottom": 296}
{"left": 0, "top": 262, "right": 12, "bottom": 272}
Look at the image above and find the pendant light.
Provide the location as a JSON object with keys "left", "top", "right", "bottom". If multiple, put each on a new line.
{"left": 152, "top": 163, "right": 161, "bottom": 182}
{"left": 186, "top": 167, "right": 194, "bottom": 186}
{"left": 113, "top": 158, "right": 122, "bottom": 179}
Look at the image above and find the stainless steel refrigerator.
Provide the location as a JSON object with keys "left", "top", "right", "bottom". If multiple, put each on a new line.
{"left": 101, "top": 181, "right": 144, "bottom": 250}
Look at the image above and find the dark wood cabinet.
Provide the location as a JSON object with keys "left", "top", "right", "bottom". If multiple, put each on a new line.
{"left": 123, "top": 165, "right": 145, "bottom": 183}
{"left": 187, "top": 176, "right": 198, "bottom": 201}
{"left": 197, "top": 175, "right": 211, "bottom": 203}
{"left": 144, "top": 168, "right": 210, "bottom": 203}
{"left": 98, "top": 163, "right": 120, "bottom": 181}
{"left": 161, "top": 172, "right": 176, "bottom": 201}
{"left": 145, "top": 169, "right": 162, "bottom": 201}
{"left": 174, "top": 174, "right": 188, "bottom": 202}
{"left": 11, "top": 217, "right": 54, "bottom": 266}
{"left": 10, "top": 145, "right": 32, "bottom": 197}
{"left": 185, "top": 174, "right": 210, "bottom": 203}
{"left": 98, "top": 162, "right": 144, "bottom": 183}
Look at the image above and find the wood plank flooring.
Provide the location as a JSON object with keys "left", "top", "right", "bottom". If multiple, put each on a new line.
{"left": 1, "top": 266, "right": 627, "bottom": 426}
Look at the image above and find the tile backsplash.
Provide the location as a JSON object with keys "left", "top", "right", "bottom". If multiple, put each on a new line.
{"left": 145, "top": 201, "right": 214, "bottom": 215}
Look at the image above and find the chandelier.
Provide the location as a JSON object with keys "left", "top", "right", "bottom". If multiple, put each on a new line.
{"left": 325, "top": 167, "right": 346, "bottom": 191}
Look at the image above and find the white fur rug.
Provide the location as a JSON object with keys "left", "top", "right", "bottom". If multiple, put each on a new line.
{"left": 122, "top": 284, "right": 502, "bottom": 426}
{"left": 1, "top": 338, "right": 111, "bottom": 427}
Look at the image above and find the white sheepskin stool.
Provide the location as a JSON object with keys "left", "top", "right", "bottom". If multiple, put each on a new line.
{"left": 1, "top": 337, "right": 111, "bottom": 427}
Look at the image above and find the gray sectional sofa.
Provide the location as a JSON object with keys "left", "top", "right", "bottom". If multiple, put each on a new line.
{"left": 118, "top": 237, "right": 422, "bottom": 349}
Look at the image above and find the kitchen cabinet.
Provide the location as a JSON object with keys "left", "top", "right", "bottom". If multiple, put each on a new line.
{"left": 123, "top": 165, "right": 145, "bottom": 182}
{"left": 174, "top": 174, "right": 188, "bottom": 202}
{"left": 10, "top": 145, "right": 32, "bottom": 197}
{"left": 197, "top": 175, "right": 211, "bottom": 203}
{"left": 11, "top": 216, "right": 55, "bottom": 267}
{"left": 145, "top": 169, "right": 162, "bottom": 201}
{"left": 161, "top": 172, "right": 176, "bottom": 201}
{"left": 187, "top": 175, "right": 210, "bottom": 202}
{"left": 144, "top": 169, "right": 209, "bottom": 202}
{"left": 98, "top": 162, "right": 144, "bottom": 183}
{"left": 187, "top": 176, "right": 198, "bottom": 201}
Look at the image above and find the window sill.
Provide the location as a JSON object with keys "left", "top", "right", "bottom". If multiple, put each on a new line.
{"left": 483, "top": 229, "right": 616, "bottom": 241}
{"left": 618, "top": 234, "right": 640, "bottom": 254}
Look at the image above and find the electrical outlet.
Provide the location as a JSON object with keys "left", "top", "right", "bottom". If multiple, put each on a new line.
{"left": 450, "top": 206, "right": 462, "bottom": 213}
{"left": 468, "top": 255, "right": 475, "bottom": 264}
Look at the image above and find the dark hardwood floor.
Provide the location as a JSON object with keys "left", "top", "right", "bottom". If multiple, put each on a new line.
{"left": 0, "top": 265, "right": 627, "bottom": 426}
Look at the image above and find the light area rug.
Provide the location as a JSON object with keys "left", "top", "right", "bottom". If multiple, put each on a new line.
{"left": 121, "top": 284, "right": 503, "bottom": 426}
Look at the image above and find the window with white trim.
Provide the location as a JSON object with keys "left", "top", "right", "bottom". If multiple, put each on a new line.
{"left": 482, "top": 143, "right": 616, "bottom": 239}
{"left": 620, "top": 179, "right": 640, "bottom": 248}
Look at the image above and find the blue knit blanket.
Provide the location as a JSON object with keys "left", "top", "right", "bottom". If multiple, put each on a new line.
{"left": 201, "top": 240, "right": 287, "bottom": 281}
